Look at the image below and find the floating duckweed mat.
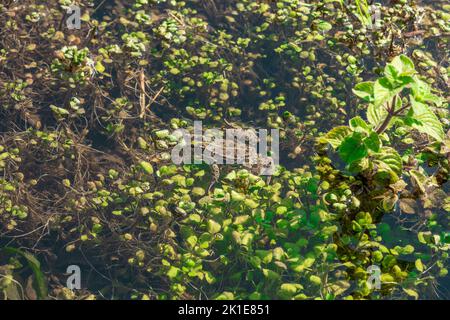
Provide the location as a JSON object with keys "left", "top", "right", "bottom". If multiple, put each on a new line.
{"left": 0, "top": 0, "right": 449, "bottom": 300}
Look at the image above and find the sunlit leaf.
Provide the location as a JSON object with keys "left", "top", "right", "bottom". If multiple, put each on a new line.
{"left": 364, "top": 132, "right": 381, "bottom": 152}
{"left": 320, "top": 126, "right": 352, "bottom": 149}
{"left": 353, "top": 82, "right": 374, "bottom": 102}
{"left": 339, "top": 133, "right": 368, "bottom": 164}
{"left": 349, "top": 116, "right": 371, "bottom": 133}
{"left": 403, "top": 288, "right": 419, "bottom": 300}
{"left": 408, "top": 97, "right": 444, "bottom": 142}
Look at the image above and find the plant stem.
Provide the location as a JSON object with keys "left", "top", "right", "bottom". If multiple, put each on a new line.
{"left": 376, "top": 96, "right": 396, "bottom": 134}
{"left": 376, "top": 95, "right": 410, "bottom": 134}
{"left": 393, "top": 103, "right": 411, "bottom": 116}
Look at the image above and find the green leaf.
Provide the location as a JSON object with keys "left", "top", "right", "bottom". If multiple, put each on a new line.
{"left": 418, "top": 232, "right": 428, "bottom": 244}
{"left": 409, "top": 97, "right": 444, "bottom": 142}
{"left": 276, "top": 206, "right": 288, "bottom": 215}
{"left": 139, "top": 161, "right": 154, "bottom": 175}
{"left": 50, "top": 105, "right": 70, "bottom": 116}
{"left": 262, "top": 268, "right": 280, "bottom": 281}
{"left": 230, "top": 190, "right": 245, "bottom": 202}
{"left": 244, "top": 198, "right": 259, "bottom": 209}
{"left": 415, "top": 259, "right": 424, "bottom": 272}
{"left": 364, "top": 131, "right": 381, "bottom": 152}
{"left": 320, "top": 126, "right": 352, "bottom": 149}
{"left": 411, "top": 78, "right": 429, "bottom": 99}
{"left": 216, "top": 292, "right": 235, "bottom": 300}
{"left": 403, "top": 288, "right": 419, "bottom": 300}
{"left": 367, "top": 103, "right": 388, "bottom": 128}
{"left": 204, "top": 271, "right": 216, "bottom": 284}
{"left": 354, "top": 0, "right": 372, "bottom": 27}
{"left": 353, "top": 81, "right": 374, "bottom": 102}
{"left": 2, "top": 247, "right": 48, "bottom": 299}
{"left": 384, "top": 55, "right": 415, "bottom": 87}
{"left": 186, "top": 235, "right": 197, "bottom": 249}
{"left": 384, "top": 64, "right": 399, "bottom": 84}
{"left": 322, "top": 225, "right": 339, "bottom": 236}
{"left": 207, "top": 219, "right": 221, "bottom": 234}
{"left": 338, "top": 133, "right": 368, "bottom": 165}
{"left": 349, "top": 116, "right": 371, "bottom": 133}
{"left": 255, "top": 250, "right": 273, "bottom": 264}
{"left": 379, "top": 147, "right": 402, "bottom": 173}
{"left": 316, "top": 21, "right": 332, "bottom": 32}
{"left": 391, "top": 55, "right": 416, "bottom": 77}
{"left": 373, "top": 78, "right": 394, "bottom": 108}
{"left": 278, "top": 283, "right": 303, "bottom": 299}
{"left": 309, "top": 275, "right": 322, "bottom": 285}
{"left": 411, "top": 78, "right": 443, "bottom": 106}
{"left": 95, "top": 61, "right": 105, "bottom": 73}
{"left": 2, "top": 275, "right": 22, "bottom": 300}
{"left": 401, "top": 244, "right": 415, "bottom": 255}
{"left": 372, "top": 147, "right": 403, "bottom": 183}
{"left": 167, "top": 266, "right": 180, "bottom": 279}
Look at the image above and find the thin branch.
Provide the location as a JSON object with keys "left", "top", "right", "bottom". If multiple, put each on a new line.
{"left": 375, "top": 96, "right": 410, "bottom": 134}
{"left": 376, "top": 95, "right": 396, "bottom": 134}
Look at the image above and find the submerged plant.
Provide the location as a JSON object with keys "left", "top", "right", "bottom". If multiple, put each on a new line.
{"left": 51, "top": 46, "right": 94, "bottom": 85}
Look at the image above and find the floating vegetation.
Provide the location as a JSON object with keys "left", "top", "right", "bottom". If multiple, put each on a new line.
{"left": 0, "top": 0, "right": 448, "bottom": 300}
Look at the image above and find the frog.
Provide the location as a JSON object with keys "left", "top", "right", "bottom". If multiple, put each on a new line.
{"left": 200, "top": 130, "right": 275, "bottom": 193}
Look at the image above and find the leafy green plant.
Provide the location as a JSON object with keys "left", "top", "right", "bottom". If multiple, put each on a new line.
{"left": 51, "top": 46, "right": 94, "bottom": 85}
{"left": 352, "top": 0, "right": 374, "bottom": 29}
{"left": 0, "top": 248, "right": 48, "bottom": 300}
{"left": 323, "top": 55, "right": 445, "bottom": 171}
